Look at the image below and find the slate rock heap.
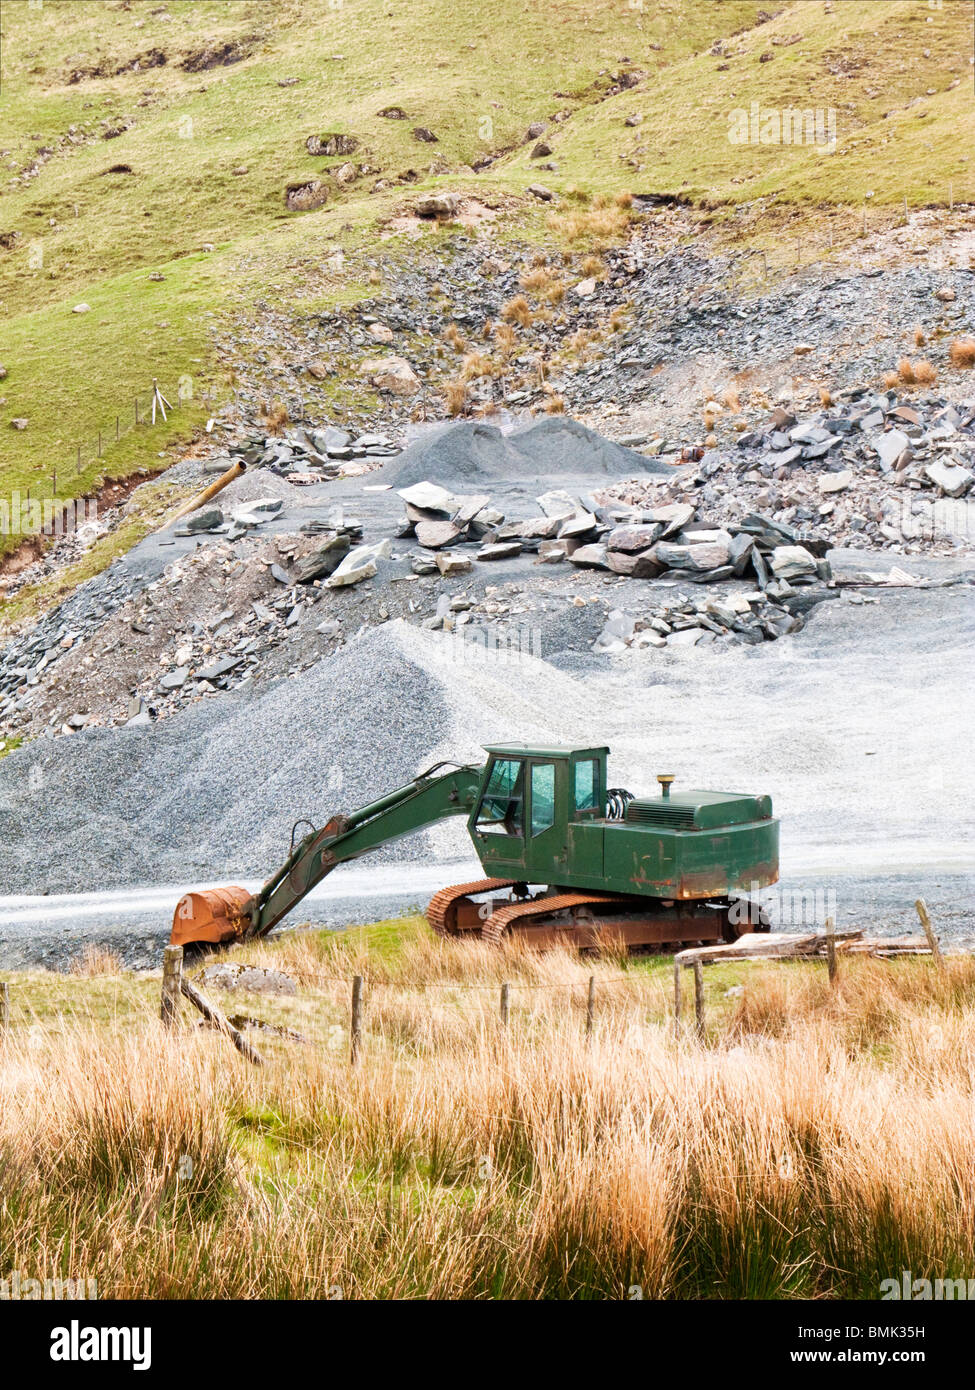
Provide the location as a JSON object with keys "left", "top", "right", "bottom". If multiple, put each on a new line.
{"left": 204, "top": 425, "right": 400, "bottom": 484}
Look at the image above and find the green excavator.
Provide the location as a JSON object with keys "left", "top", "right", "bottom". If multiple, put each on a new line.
{"left": 172, "top": 744, "right": 778, "bottom": 953}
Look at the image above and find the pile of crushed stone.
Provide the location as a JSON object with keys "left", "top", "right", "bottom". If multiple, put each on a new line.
{"left": 1, "top": 597, "right": 972, "bottom": 897}
{"left": 386, "top": 418, "right": 670, "bottom": 491}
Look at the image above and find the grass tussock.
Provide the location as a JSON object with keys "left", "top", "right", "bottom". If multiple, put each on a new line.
{"left": 70, "top": 943, "right": 123, "bottom": 977}
{"left": 259, "top": 400, "right": 290, "bottom": 434}
{"left": 443, "top": 323, "right": 467, "bottom": 353}
{"left": 2, "top": 918, "right": 975, "bottom": 1299}
{"left": 949, "top": 336, "right": 975, "bottom": 368}
{"left": 500, "top": 295, "right": 533, "bottom": 328}
{"left": 460, "top": 352, "right": 495, "bottom": 383}
{"left": 548, "top": 201, "right": 634, "bottom": 250}
{"left": 492, "top": 321, "right": 519, "bottom": 356}
{"left": 442, "top": 379, "right": 468, "bottom": 416}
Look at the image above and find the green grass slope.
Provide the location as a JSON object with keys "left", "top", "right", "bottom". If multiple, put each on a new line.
{"left": 0, "top": 0, "right": 971, "bottom": 565}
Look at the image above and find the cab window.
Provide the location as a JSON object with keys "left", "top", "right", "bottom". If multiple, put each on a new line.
{"left": 475, "top": 759, "right": 524, "bottom": 836}
{"left": 573, "top": 759, "right": 599, "bottom": 817}
{"left": 530, "top": 763, "right": 556, "bottom": 836}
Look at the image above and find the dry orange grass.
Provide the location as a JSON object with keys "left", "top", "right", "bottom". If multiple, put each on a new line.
{"left": 492, "top": 321, "right": 518, "bottom": 355}
{"left": 500, "top": 295, "right": 533, "bottom": 328}
{"left": 70, "top": 944, "right": 123, "bottom": 977}
{"left": 883, "top": 370, "right": 899, "bottom": 389}
{"left": 913, "top": 326, "right": 927, "bottom": 348}
{"left": 460, "top": 352, "right": 494, "bottom": 382}
{"left": 259, "top": 399, "right": 290, "bottom": 434}
{"left": 442, "top": 379, "right": 467, "bottom": 416}
{"left": 443, "top": 323, "right": 467, "bottom": 353}
{"left": 914, "top": 359, "right": 937, "bottom": 385}
{"left": 2, "top": 936, "right": 974, "bottom": 1299}
{"left": 543, "top": 393, "right": 565, "bottom": 414}
{"left": 949, "top": 336, "right": 975, "bottom": 368}
{"left": 580, "top": 254, "right": 608, "bottom": 280}
{"left": 519, "top": 265, "right": 554, "bottom": 293}
{"left": 819, "top": 387, "right": 832, "bottom": 408}
{"left": 548, "top": 202, "right": 633, "bottom": 250}
{"left": 897, "top": 356, "right": 917, "bottom": 384}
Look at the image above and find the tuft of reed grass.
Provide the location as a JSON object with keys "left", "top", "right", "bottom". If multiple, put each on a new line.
{"left": 500, "top": 295, "right": 533, "bottom": 328}
{"left": 949, "top": 336, "right": 975, "bottom": 368}
{"left": 442, "top": 379, "right": 467, "bottom": 416}
{"left": 259, "top": 400, "right": 290, "bottom": 434}
{"left": 71, "top": 943, "right": 123, "bottom": 976}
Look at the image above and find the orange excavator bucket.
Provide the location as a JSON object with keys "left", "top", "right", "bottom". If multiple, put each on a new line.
{"left": 171, "top": 886, "right": 253, "bottom": 949}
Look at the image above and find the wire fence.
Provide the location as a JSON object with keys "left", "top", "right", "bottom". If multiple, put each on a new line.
{"left": 12, "top": 378, "right": 196, "bottom": 511}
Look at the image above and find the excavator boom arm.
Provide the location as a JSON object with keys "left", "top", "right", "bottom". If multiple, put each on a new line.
{"left": 171, "top": 763, "right": 485, "bottom": 947}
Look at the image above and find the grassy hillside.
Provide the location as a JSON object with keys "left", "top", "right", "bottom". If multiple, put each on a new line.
{"left": 0, "top": 0, "right": 971, "bottom": 562}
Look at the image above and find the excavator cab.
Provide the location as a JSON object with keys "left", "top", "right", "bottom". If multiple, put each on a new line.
{"left": 469, "top": 746, "right": 609, "bottom": 882}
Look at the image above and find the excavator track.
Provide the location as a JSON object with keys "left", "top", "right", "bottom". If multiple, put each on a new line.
{"left": 480, "top": 892, "right": 634, "bottom": 948}
{"left": 480, "top": 892, "right": 742, "bottom": 951}
{"left": 427, "top": 877, "right": 520, "bottom": 938}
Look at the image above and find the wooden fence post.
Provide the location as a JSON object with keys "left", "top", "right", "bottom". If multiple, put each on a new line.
{"left": 350, "top": 974, "right": 363, "bottom": 1065}
{"left": 693, "top": 959, "right": 705, "bottom": 1040}
{"left": 915, "top": 899, "right": 943, "bottom": 967}
{"left": 825, "top": 915, "right": 838, "bottom": 987}
{"left": 500, "top": 981, "right": 510, "bottom": 1028}
{"left": 160, "top": 944, "right": 183, "bottom": 1029}
{"left": 673, "top": 959, "right": 681, "bottom": 1038}
{"left": 0, "top": 981, "right": 9, "bottom": 1035}
{"left": 585, "top": 974, "right": 595, "bottom": 1040}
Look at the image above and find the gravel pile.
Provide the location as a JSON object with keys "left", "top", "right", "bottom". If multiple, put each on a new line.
{"left": 3, "top": 585, "right": 973, "bottom": 899}
{"left": 386, "top": 418, "right": 668, "bottom": 491}
{"left": 0, "top": 623, "right": 452, "bottom": 891}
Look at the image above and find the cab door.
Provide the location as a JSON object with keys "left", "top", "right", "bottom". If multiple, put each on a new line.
{"left": 522, "top": 759, "right": 568, "bottom": 884}
{"left": 470, "top": 756, "right": 528, "bottom": 877}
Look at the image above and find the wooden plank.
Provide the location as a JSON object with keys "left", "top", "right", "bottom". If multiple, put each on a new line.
{"left": 180, "top": 975, "right": 264, "bottom": 1066}
{"left": 675, "top": 932, "right": 820, "bottom": 964}
{"left": 840, "top": 936, "right": 931, "bottom": 957}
